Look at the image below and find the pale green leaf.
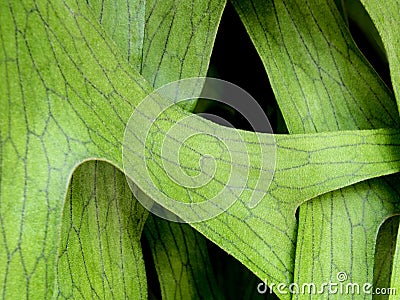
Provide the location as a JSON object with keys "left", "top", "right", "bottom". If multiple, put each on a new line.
{"left": 141, "top": 0, "right": 224, "bottom": 89}
{"left": 88, "top": 0, "right": 227, "bottom": 298}
{"left": 0, "top": 1, "right": 150, "bottom": 297}
{"left": 56, "top": 161, "right": 148, "bottom": 299}
{"left": 373, "top": 216, "right": 399, "bottom": 299}
{"left": 54, "top": 2, "right": 149, "bottom": 299}
{"left": 92, "top": 0, "right": 228, "bottom": 297}
{"left": 389, "top": 221, "right": 400, "bottom": 300}
{"left": 1, "top": 0, "right": 399, "bottom": 298}
{"left": 231, "top": 0, "right": 398, "bottom": 133}
{"left": 135, "top": 1, "right": 228, "bottom": 297}
{"left": 124, "top": 106, "right": 400, "bottom": 296}
{"left": 354, "top": 4, "right": 400, "bottom": 296}
{"left": 359, "top": 0, "right": 400, "bottom": 113}
{"left": 144, "top": 216, "right": 223, "bottom": 299}
{"left": 231, "top": 0, "right": 400, "bottom": 298}
{"left": 88, "top": 0, "right": 146, "bottom": 69}
{"left": 140, "top": 0, "right": 226, "bottom": 113}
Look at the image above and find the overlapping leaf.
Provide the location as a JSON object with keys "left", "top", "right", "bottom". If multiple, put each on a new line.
{"left": 232, "top": 0, "right": 400, "bottom": 298}
{"left": 390, "top": 224, "right": 400, "bottom": 299}
{"left": 359, "top": 0, "right": 400, "bottom": 113}
{"left": 144, "top": 217, "right": 223, "bottom": 299}
{"left": 1, "top": 0, "right": 400, "bottom": 299}
{"left": 358, "top": 1, "right": 400, "bottom": 297}
{"left": 56, "top": 161, "right": 148, "bottom": 299}
{"left": 94, "top": 0, "right": 228, "bottom": 297}
{"left": 56, "top": 0, "right": 227, "bottom": 298}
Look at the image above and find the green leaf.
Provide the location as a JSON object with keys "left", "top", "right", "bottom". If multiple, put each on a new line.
{"left": 87, "top": 0, "right": 227, "bottom": 298}
{"left": 353, "top": 3, "right": 400, "bottom": 294}
{"left": 54, "top": 2, "right": 149, "bottom": 299}
{"left": 231, "top": 0, "right": 398, "bottom": 133}
{"left": 124, "top": 105, "right": 400, "bottom": 292}
{"left": 88, "top": 0, "right": 146, "bottom": 69}
{"left": 0, "top": 1, "right": 150, "bottom": 296}
{"left": 359, "top": 0, "right": 400, "bottom": 112}
{"left": 373, "top": 216, "right": 400, "bottom": 299}
{"left": 231, "top": 0, "right": 400, "bottom": 298}
{"left": 2, "top": 0, "right": 400, "bottom": 298}
{"left": 56, "top": 161, "right": 148, "bottom": 299}
{"left": 93, "top": 0, "right": 227, "bottom": 297}
{"left": 135, "top": 1, "right": 228, "bottom": 297}
{"left": 389, "top": 222, "right": 400, "bottom": 300}
{"left": 141, "top": 0, "right": 225, "bottom": 89}
{"left": 144, "top": 216, "right": 223, "bottom": 299}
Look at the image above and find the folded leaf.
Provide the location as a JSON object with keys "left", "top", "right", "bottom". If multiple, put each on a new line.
{"left": 373, "top": 216, "right": 400, "bottom": 296}
{"left": 1, "top": 0, "right": 399, "bottom": 298}
{"left": 360, "top": 0, "right": 400, "bottom": 113}
{"left": 232, "top": 0, "right": 400, "bottom": 298}
{"left": 144, "top": 216, "right": 223, "bottom": 299}
{"left": 389, "top": 222, "right": 400, "bottom": 299}
{"left": 56, "top": 161, "right": 148, "bottom": 299}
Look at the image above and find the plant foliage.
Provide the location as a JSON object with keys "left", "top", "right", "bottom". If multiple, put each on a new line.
{"left": 1, "top": 0, "right": 400, "bottom": 299}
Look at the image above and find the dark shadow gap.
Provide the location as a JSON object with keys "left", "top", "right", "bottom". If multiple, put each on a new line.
{"left": 141, "top": 235, "right": 162, "bottom": 300}
{"left": 206, "top": 239, "right": 280, "bottom": 299}
{"left": 194, "top": 1, "right": 288, "bottom": 134}
{"left": 194, "top": 3, "right": 283, "bottom": 299}
{"left": 336, "top": 0, "right": 393, "bottom": 91}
